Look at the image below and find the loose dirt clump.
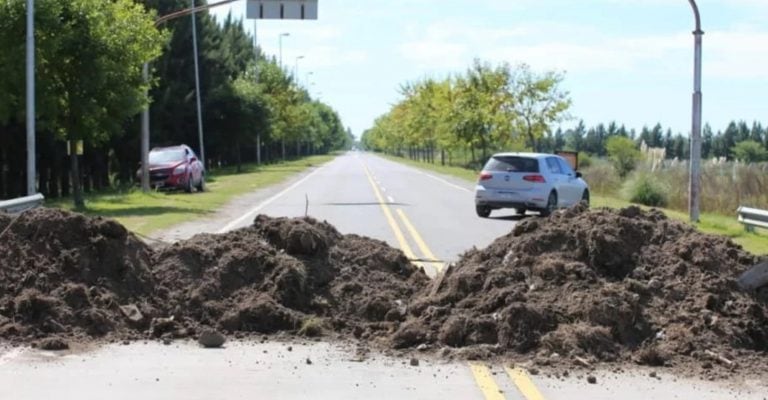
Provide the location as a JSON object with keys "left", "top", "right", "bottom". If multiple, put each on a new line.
{"left": 0, "top": 208, "right": 155, "bottom": 341}
{"left": 400, "top": 204, "right": 768, "bottom": 373}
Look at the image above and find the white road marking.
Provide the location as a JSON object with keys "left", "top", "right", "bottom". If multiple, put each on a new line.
{"left": 217, "top": 166, "right": 325, "bottom": 233}
{"left": 419, "top": 170, "right": 473, "bottom": 193}
{"left": 387, "top": 195, "right": 395, "bottom": 203}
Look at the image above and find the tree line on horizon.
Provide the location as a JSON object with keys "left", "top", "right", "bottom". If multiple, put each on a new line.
{"left": 0, "top": 0, "right": 352, "bottom": 204}
{"left": 361, "top": 59, "right": 768, "bottom": 167}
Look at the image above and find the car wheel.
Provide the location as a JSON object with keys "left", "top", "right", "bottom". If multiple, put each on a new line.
{"left": 184, "top": 175, "right": 193, "bottom": 193}
{"left": 539, "top": 191, "right": 558, "bottom": 217}
{"left": 475, "top": 205, "right": 491, "bottom": 218}
{"left": 196, "top": 174, "right": 206, "bottom": 192}
{"left": 582, "top": 189, "right": 590, "bottom": 207}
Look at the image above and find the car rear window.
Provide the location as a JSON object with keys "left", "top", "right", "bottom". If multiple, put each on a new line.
{"left": 484, "top": 156, "right": 540, "bottom": 173}
{"left": 149, "top": 149, "right": 186, "bottom": 164}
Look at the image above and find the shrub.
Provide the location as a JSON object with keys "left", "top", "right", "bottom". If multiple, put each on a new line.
{"left": 623, "top": 173, "right": 667, "bottom": 207}
{"left": 578, "top": 153, "right": 593, "bottom": 169}
{"left": 606, "top": 136, "right": 641, "bottom": 178}
{"left": 581, "top": 159, "right": 621, "bottom": 196}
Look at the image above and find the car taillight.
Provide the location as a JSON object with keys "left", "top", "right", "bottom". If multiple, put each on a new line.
{"left": 479, "top": 171, "right": 493, "bottom": 181}
{"left": 523, "top": 174, "right": 546, "bottom": 183}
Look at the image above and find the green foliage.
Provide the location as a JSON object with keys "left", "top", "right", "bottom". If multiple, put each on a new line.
{"left": 622, "top": 173, "right": 667, "bottom": 207}
{"left": 361, "top": 60, "right": 571, "bottom": 164}
{"left": 510, "top": 64, "right": 571, "bottom": 152}
{"left": 606, "top": 136, "right": 641, "bottom": 178}
{"left": 578, "top": 153, "right": 593, "bottom": 168}
{"left": 731, "top": 140, "right": 768, "bottom": 162}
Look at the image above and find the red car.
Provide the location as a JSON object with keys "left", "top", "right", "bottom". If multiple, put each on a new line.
{"left": 139, "top": 145, "right": 205, "bottom": 192}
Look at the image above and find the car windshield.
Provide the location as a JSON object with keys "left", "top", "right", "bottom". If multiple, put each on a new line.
{"left": 485, "top": 156, "right": 539, "bottom": 173}
{"left": 149, "top": 149, "right": 185, "bottom": 164}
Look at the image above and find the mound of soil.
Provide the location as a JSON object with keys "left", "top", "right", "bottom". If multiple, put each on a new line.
{"left": 0, "top": 209, "right": 428, "bottom": 344}
{"left": 2, "top": 205, "right": 766, "bottom": 376}
{"left": 151, "top": 215, "right": 428, "bottom": 340}
{"left": 0, "top": 208, "right": 155, "bottom": 340}
{"left": 399, "top": 204, "right": 767, "bottom": 372}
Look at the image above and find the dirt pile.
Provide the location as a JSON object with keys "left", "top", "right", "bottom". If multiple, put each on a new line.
{"left": 0, "top": 209, "right": 427, "bottom": 344}
{"left": 151, "top": 215, "right": 428, "bottom": 340}
{"left": 0, "top": 208, "right": 155, "bottom": 341}
{"left": 1, "top": 205, "right": 766, "bottom": 375}
{"left": 398, "top": 204, "right": 767, "bottom": 372}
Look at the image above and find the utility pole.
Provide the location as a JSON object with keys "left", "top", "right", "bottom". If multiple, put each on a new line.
{"left": 253, "top": 19, "right": 261, "bottom": 165}
{"left": 141, "top": 63, "right": 150, "bottom": 192}
{"left": 26, "top": 0, "right": 35, "bottom": 196}
{"left": 688, "top": 0, "right": 703, "bottom": 223}
{"left": 191, "top": 0, "right": 206, "bottom": 168}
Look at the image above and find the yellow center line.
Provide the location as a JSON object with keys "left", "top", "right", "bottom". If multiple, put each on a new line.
{"left": 360, "top": 162, "right": 419, "bottom": 264}
{"left": 469, "top": 362, "right": 506, "bottom": 400}
{"left": 505, "top": 366, "right": 547, "bottom": 400}
{"left": 395, "top": 208, "right": 444, "bottom": 273}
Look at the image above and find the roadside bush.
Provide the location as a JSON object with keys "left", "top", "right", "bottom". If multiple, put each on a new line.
{"left": 581, "top": 159, "right": 621, "bottom": 196}
{"left": 578, "top": 153, "right": 593, "bottom": 169}
{"left": 623, "top": 173, "right": 667, "bottom": 207}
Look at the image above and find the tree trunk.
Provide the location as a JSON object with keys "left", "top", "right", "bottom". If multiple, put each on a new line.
{"left": 70, "top": 141, "right": 84, "bottom": 208}
{"left": 281, "top": 139, "right": 286, "bottom": 161}
{"left": 0, "top": 145, "right": 5, "bottom": 199}
{"left": 236, "top": 140, "right": 242, "bottom": 173}
{"left": 441, "top": 149, "right": 445, "bottom": 166}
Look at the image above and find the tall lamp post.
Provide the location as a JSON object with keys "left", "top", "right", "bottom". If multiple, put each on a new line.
{"left": 26, "top": 0, "right": 35, "bottom": 196}
{"left": 278, "top": 32, "right": 290, "bottom": 68}
{"left": 191, "top": 0, "right": 206, "bottom": 168}
{"left": 688, "top": 0, "right": 703, "bottom": 223}
{"left": 294, "top": 55, "right": 304, "bottom": 80}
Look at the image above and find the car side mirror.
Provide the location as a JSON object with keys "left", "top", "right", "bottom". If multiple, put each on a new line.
{"left": 575, "top": 171, "right": 582, "bottom": 178}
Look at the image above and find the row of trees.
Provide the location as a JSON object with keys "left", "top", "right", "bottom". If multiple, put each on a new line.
{"left": 540, "top": 120, "right": 768, "bottom": 162}
{"left": 361, "top": 60, "right": 571, "bottom": 165}
{"left": 0, "top": 0, "right": 352, "bottom": 203}
{"left": 362, "top": 59, "right": 768, "bottom": 168}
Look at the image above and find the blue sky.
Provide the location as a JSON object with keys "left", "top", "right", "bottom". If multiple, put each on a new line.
{"left": 210, "top": 0, "right": 768, "bottom": 138}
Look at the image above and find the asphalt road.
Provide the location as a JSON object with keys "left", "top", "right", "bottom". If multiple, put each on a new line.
{"left": 156, "top": 151, "right": 519, "bottom": 275}
{"left": 3, "top": 152, "right": 766, "bottom": 399}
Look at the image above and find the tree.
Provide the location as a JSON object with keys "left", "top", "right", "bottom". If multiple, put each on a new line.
{"left": 731, "top": 140, "right": 768, "bottom": 163}
{"left": 509, "top": 65, "right": 571, "bottom": 152}
{"left": 0, "top": 0, "right": 165, "bottom": 207}
{"left": 606, "top": 136, "right": 641, "bottom": 178}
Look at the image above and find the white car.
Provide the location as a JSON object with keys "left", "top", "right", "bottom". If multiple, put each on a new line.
{"left": 474, "top": 152, "right": 589, "bottom": 218}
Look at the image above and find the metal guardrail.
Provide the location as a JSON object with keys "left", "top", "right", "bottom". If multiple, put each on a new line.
{"left": 0, "top": 193, "right": 45, "bottom": 214}
{"left": 737, "top": 206, "right": 768, "bottom": 232}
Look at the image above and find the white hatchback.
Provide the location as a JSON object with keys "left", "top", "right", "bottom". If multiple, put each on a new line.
{"left": 474, "top": 152, "right": 589, "bottom": 218}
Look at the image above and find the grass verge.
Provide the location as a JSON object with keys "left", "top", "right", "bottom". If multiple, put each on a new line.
{"left": 49, "top": 154, "right": 337, "bottom": 236}
{"left": 379, "top": 153, "right": 768, "bottom": 256}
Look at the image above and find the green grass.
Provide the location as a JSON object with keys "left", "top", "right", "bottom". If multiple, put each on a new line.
{"left": 379, "top": 153, "right": 768, "bottom": 255}
{"left": 49, "top": 154, "right": 337, "bottom": 236}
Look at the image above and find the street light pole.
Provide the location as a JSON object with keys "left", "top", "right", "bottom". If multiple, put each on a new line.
{"left": 253, "top": 19, "right": 261, "bottom": 165}
{"left": 294, "top": 55, "right": 304, "bottom": 81}
{"left": 141, "top": 63, "right": 150, "bottom": 192}
{"left": 279, "top": 32, "right": 289, "bottom": 68}
{"left": 26, "top": 0, "right": 35, "bottom": 196}
{"left": 688, "top": 0, "right": 703, "bottom": 223}
{"left": 191, "top": 0, "right": 205, "bottom": 168}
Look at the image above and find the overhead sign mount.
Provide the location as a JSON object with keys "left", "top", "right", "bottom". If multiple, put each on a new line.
{"left": 247, "top": 0, "right": 318, "bottom": 20}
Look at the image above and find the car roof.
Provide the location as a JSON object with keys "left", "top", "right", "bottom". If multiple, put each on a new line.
{"left": 490, "top": 152, "right": 557, "bottom": 159}
{"left": 151, "top": 145, "right": 187, "bottom": 152}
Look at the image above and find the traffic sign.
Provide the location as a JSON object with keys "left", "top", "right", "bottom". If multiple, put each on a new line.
{"left": 246, "top": 0, "right": 318, "bottom": 20}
